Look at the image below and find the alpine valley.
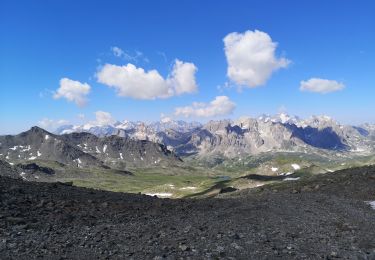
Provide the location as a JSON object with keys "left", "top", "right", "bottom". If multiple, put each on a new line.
{"left": 1, "top": 113, "right": 375, "bottom": 198}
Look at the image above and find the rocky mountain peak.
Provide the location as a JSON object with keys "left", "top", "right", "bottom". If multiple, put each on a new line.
{"left": 28, "top": 126, "right": 50, "bottom": 135}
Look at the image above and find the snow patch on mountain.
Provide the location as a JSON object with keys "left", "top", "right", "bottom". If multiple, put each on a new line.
{"left": 291, "top": 164, "right": 301, "bottom": 170}
{"left": 9, "top": 146, "right": 18, "bottom": 151}
{"left": 283, "top": 177, "right": 300, "bottom": 181}
{"left": 145, "top": 192, "right": 173, "bottom": 198}
{"left": 366, "top": 201, "right": 375, "bottom": 210}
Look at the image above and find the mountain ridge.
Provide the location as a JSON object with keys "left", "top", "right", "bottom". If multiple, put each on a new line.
{"left": 54, "top": 114, "right": 375, "bottom": 158}
{"left": 0, "top": 126, "right": 182, "bottom": 170}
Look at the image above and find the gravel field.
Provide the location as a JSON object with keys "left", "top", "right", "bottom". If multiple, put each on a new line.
{"left": 1, "top": 166, "right": 375, "bottom": 259}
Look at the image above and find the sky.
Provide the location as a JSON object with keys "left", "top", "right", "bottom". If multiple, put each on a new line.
{"left": 0, "top": 0, "right": 374, "bottom": 134}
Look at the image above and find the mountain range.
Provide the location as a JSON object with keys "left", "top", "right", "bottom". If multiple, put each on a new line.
{"left": 55, "top": 113, "right": 375, "bottom": 159}
{"left": 1, "top": 113, "right": 374, "bottom": 178}
{"left": 1, "top": 114, "right": 375, "bottom": 197}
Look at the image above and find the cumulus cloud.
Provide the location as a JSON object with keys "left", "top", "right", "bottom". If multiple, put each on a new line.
{"left": 38, "top": 118, "right": 69, "bottom": 130}
{"left": 224, "top": 30, "right": 290, "bottom": 88}
{"left": 97, "top": 63, "right": 172, "bottom": 99}
{"left": 95, "top": 111, "right": 115, "bottom": 125}
{"left": 96, "top": 59, "right": 198, "bottom": 99}
{"left": 174, "top": 96, "right": 236, "bottom": 118}
{"left": 53, "top": 78, "right": 91, "bottom": 106}
{"left": 300, "top": 78, "right": 345, "bottom": 94}
{"left": 167, "top": 60, "right": 198, "bottom": 95}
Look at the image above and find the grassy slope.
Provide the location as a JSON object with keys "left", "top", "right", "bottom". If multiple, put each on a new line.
{"left": 16, "top": 152, "right": 375, "bottom": 198}
{"left": 28, "top": 160, "right": 221, "bottom": 198}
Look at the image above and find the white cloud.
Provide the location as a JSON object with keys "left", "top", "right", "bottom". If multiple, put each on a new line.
{"left": 38, "top": 118, "right": 69, "bottom": 130}
{"left": 174, "top": 96, "right": 236, "bottom": 118}
{"left": 111, "top": 47, "right": 149, "bottom": 63}
{"left": 300, "top": 78, "right": 345, "bottom": 94}
{"left": 97, "top": 63, "right": 172, "bottom": 99}
{"left": 217, "top": 81, "right": 234, "bottom": 93}
{"left": 224, "top": 30, "right": 290, "bottom": 88}
{"left": 95, "top": 111, "right": 115, "bottom": 125}
{"left": 111, "top": 46, "right": 125, "bottom": 57}
{"left": 167, "top": 60, "right": 198, "bottom": 95}
{"left": 53, "top": 78, "right": 91, "bottom": 107}
{"left": 125, "top": 50, "right": 148, "bottom": 63}
{"left": 96, "top": 59, "right": 198, "bottom": 99}
{"left": 160, "top": 113, "right": 172, "bottom": 123}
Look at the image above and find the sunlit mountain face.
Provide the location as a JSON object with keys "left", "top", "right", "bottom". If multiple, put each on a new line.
{"left": 53, "top": 114, "right": 375, "bottom": 158}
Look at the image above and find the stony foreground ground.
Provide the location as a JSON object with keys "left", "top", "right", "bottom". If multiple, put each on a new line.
{"left": 1, "top": 166, "right": 375, "bottom": 259}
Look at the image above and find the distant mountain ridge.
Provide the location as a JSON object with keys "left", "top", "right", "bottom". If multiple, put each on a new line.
{"left": 0, "top": 127, "right": 104, "bottom": 167}
{"left": 60, "top": 132, "right": 181, "bottom": 168}
{"left": 0, "top": 126, "right": 182, "bottom": 170}
{"left": 54, "top": 114, "right": 375, "bottom": 158}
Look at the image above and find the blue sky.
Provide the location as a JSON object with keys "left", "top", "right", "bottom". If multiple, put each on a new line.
{"left": 0, "top": 0, "right": 374, "bottom": 134}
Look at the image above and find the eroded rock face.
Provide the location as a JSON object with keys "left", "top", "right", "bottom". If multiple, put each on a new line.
{"left": 1, "top": 165, "right": 375, "bottom": 259}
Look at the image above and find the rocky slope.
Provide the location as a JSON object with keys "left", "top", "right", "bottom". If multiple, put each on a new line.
{"left": 60, "top": 132, "right": 181, "bottom": 168}
{"left": 1, "top": 165, "right": 375, "bottom": 259}
{"left": 0, "top": 160, "right": 19, "bottom": 178}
